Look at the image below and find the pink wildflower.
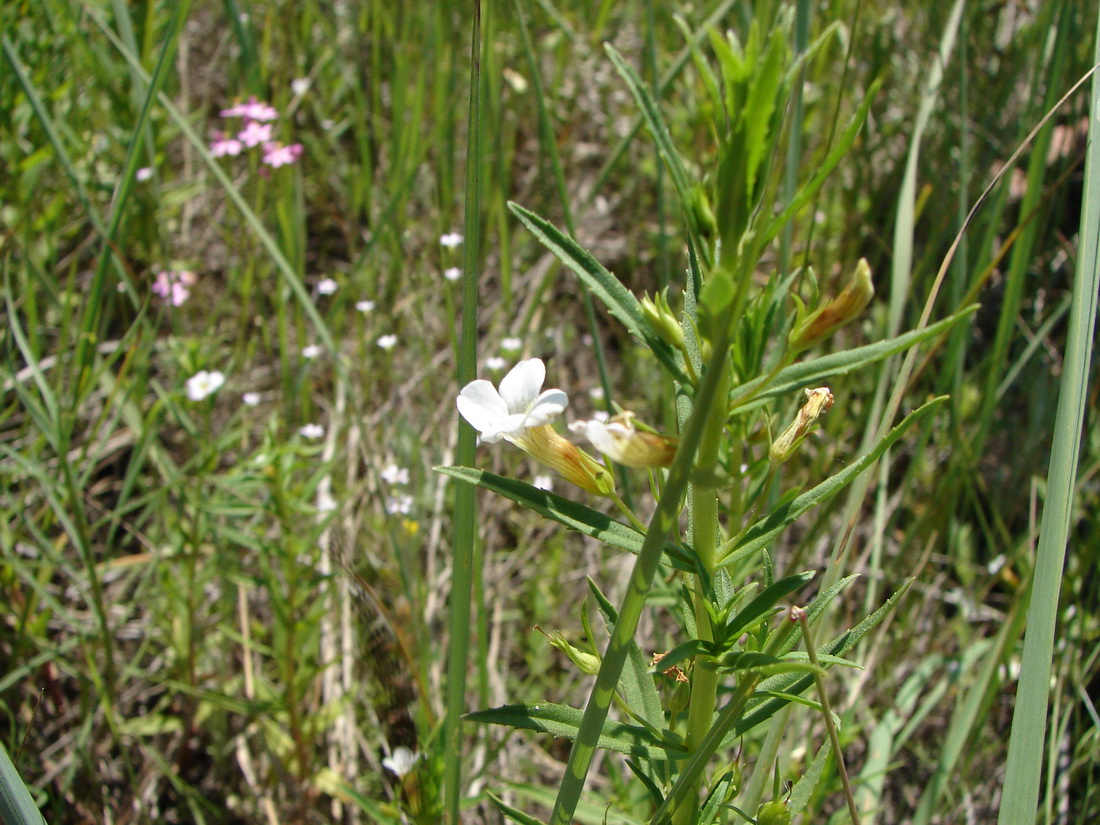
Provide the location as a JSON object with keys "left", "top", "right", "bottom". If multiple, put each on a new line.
{"left": 210, "top": 132, "right": 243, "bottom": 157}
{"left": 152, "top": 270, "right": 197, "bottom": 306}
{"left": 220, "top": 96, "right": 278, "bottom": 121}
{"left": 262, "top": 142, "right": 304, "bottom": 168}
{"left": 238, "top": 120, "right": 274, "bottom": 148}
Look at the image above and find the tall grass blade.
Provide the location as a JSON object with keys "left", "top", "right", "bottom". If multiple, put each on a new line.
{"left": 443, "top": 2, "right": 485, "bottom": 821}
{"left": 997, "top": 11, "right": 1100, "bottom": 822}
{"left": 0, "top": 741, "right": 45, "bottom": 825}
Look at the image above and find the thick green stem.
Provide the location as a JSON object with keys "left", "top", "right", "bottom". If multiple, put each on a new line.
{"left": 675, "top": 365, "right": 730, "bottom": 825}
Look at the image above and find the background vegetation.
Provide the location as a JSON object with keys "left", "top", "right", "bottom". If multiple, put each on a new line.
{"left": 1, "top": 0, "right": 1097, "bottom": 823}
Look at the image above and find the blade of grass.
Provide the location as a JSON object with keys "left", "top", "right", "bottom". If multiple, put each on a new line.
{"left": 443, "top": 2, "right": 485, "bottom": 821}
{"left": 997, "top": 10, "right": 1100, "bottom": 821}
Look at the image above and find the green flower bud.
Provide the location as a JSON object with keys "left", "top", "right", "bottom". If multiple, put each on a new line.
{"left": 789, "top": 258, "right": 874, "bottom": 353}
{"left": 756, "top": 800, "right": 791, "bottom": 825}
{"left": 641, "top": 288, "right": 686, "bottom": 351}
{"left": 542, "top": 629, "right": 601, "bottom": 675}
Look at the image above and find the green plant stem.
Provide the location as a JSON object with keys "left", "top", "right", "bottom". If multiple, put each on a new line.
{"left": 675, "top": 365, "right": 730, "bottom": 825}
{"left": 799, "top": 611, "right": 860, "bottom": 825}
{"left": 549, "top": 301, "right": 736, "bottom": 825}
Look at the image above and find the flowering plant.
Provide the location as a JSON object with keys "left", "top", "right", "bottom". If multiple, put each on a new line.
{"left": 439, "top": 16, "right": 976, "bottom": 825}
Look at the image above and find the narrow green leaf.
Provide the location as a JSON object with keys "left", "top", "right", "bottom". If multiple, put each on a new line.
{"left": 729, "top": 306, "right": 979, "bottom": 411}
{"left": 727, "top": 579, "right": 913, "bottom": 742}
{"left": 724, "top": 571, "right": 816, "bottom": 640}
{"left": 719, "top": 397, "right": 947, "bottom": 568}
{"left": 465, "top": 703, "right": 688, "bottom": 760}
{"left": 487, "top": 792, "right": 548, "bottom": 825}
{"left": 435, "top": 466, "right": 694, "bottom": 570}
{"left": 507, "top": 203, "right": 690, "bottom": 384}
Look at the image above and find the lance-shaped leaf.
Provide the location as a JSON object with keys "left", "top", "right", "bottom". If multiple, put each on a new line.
{"left": 729, "top": 306, "right": 979, "bottom": 412}
{"left": 436, "top": 466, "right": 695, "bottom": 571}
{"left": 719, "top": 397, "right": 947, "bottom": 569}
{"left": 508, "top": 203, "right": 690, "bottom": 384}
{"left": 465, "top": 702, "right": 689, "bottom": 761}
{"left": 723, "top": 571, "right": 816, "bottom": 642}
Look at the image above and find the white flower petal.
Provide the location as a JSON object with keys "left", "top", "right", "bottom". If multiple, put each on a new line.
{"left": 498, "top": 358, "right": 545, "bottom": 413}
{"left": 525, "top": 388, "right": 568, "bottom": 427}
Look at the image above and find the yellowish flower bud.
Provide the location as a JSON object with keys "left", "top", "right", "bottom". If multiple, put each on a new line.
{"left": 769, "top": 387, "right": 834, "bottom": 464}
{"left": 570, "top": 412, "right": 678, "bottom": 469}
{"left": 640, "top": 289, "right": 686, "bottom": 350}
{"left": 513, "top": 424, "right": 616, "bottom": 497}
{"left": 789, "top": 258, "right": 874, "bottom": 353}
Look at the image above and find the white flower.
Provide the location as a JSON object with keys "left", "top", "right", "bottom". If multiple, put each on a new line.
{"left": 533, "top": 474, "right": 554, "bottom": 491}
{"left": 456, "top": 358, "right": 567, "bottom": 444}
{"left": 291, "top": 77, "right": 311, "bottom": 97}
{"left": 356, "top": 299, "right": 376, "bottom": 313}
{"left": 242, "top": 391, "right": 262, "bottom": 406}
{"left": 186, "top": 370, "right": 226, "bottom": 401}
{"left": 485, "top": 356, "right": 507, "bottom": 371}
{"left": 317, "top": 277, "right": 338, "bottom": 295}
{"left": 382, "top": 746, "right": 419, "bottom": 777}
{"left": 299, "top": 423, "right": 325, "bottom": 439}
{"left": 135, "top": 167, "right": 153, "bottom": 181}
{"left": 440, "top": 232, "right": 464, "bottom": 248}
{"left": 444, "top": 267, "right": 462, "bottom": 282}
{"left": 381, "top": 464, "right": 410, "bottom": 485}
{"left": 569, "top": 411, "right": 677, "bottom": 468}
{"left": 302, "top": 344, "right": 323, "bottom": 360}
{"left": 386, "top": 493, "right": 414, "bottom": 515}
{"left": 377, "top": 334, "right": 398, "bottom": 350}
{"left": 588, "top": 386, "right": 605, "bottom": 400}
{"left": 500, "top": 337, "right": 522, "bottom": 352}
{"left": 316, "top": 490, "right": 338, "bottom": 512}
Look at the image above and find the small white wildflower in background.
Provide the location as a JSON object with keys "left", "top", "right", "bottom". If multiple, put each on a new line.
{"left": 382, "top": 746, "right": 419, "bottom": 777}
{"left": 485, "top": 356, "right": 507, "bottom": 371}
{"left": 356, "top": 300, "right": 376, "bottom": 313}
{"left": 444, "top": 267, "right": 462, "bottom": 282}
{"left": 386, "top": 494, "right": 414, "bottom": 515}
{"left": 593, "top": 409, "right": 610, "bottom": 423}
{"left": 377, "top": 334, "right": 398, "bottom": 350}
{"left": 500, "top": 337, "right": 522, "bottom": 352}
{"left": 381, "top": 464, "right": 410, "bottom": 485}
{"left": 302, "top": 344, "right": 323, "bottom": 360}
{"left": 439, "top": 232, "right": 463, "bottom": 248}
{"left": 316, "top": 490, "right": 338, "bottom": 512}
{"left": 299, "top": 423, "right": 325, "bottom": 439}
{"left": 135, "top": 167, "right": 153, "bottom": 182}
{"left": 242, "top": 391, "right": 261, "bottom": 406}
{"left": 533, "top": 474, "right": 554, "bottom": 491}
{"left": 588, "top": 386, "right": 605, "bottom": 400}
{"left": 291, "top": 77, "right": 311, "bottom": 97}
{"left": 321, "top": 118, "right": 335, "bottom": 130}
{"left": 186, "top": 370, "right": 226, "bottom": 401}
{"left": 317, "top": 277, "right": 338, "bottom": 295}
